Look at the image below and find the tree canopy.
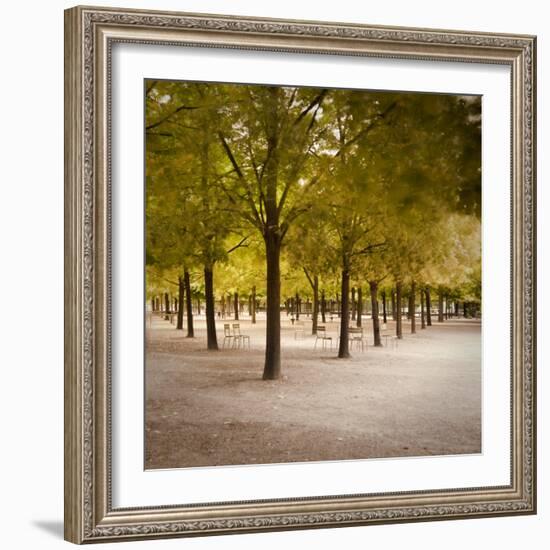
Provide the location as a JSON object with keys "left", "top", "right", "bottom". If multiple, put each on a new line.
{"left": 145, "top": 79, "right": 482, "bottom": 377}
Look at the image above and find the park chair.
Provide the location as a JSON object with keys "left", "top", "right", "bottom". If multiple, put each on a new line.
{"left": 294, "top": 320, "right": 305, "bottom": 340}
{"left": 382, "top": 329, "right": 399, "bottom": 350}
{"left": 232, "top": 323, "right": 250, "bottom": 350}
{"left": 223, "top": 324, "right": 236, "bottom": 349}
{"left": 314, "top": 326, "right": 332, "bottom": 350}
{"left": 348, "top": 327, "right": 367, "bottom": 352}
{"left": 337, "top": 327, "right": 367, "bottom": 352}
{"left": 383, "top": 334, "right": 399, "bottom": 349}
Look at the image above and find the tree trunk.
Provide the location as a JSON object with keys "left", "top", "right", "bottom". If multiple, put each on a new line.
{"left": 312, "top": 275, "right": 319, "bottom": 335}
{"left": 410, "top": 281, "right": 416, "bottom": 333}
{"left": 420, "top": 289, "right": 426, "bottom": 329}
{"left": 396, "top": 281, "right": 403, "bottom": 339}
{"left": 351, "top": 287, "right": 356, "bottom": 321}
{"left": 321, "top": 290, "right": 326, "bottom": 323}
{"left": 177, "top": 276, "right": 184, "bottom": 330}
{"left": 391, "top": 290, "right": 396, "bottom": 320}
{"left": 183, "top": 270, "right": 194, "bottom": 337}
{"left": 295, "top": 293, "right": 300, "bottom": 320}
{"left": 164, "top": 292, "right": 170, "bottom": 320}
{"left": 356, "top": 287, "right": 363, "bottom": 327}
{"left": 382, "top": 290, "right": 387, "bottom": 324}
{"left": 197, "top": 298, "right": 201, "bottom": 315}
{"left": 251, "top": 285, "right": 256, "bottom": 324}
{"left": 261, "top": 86, "right": 283, "bottom": 380}
{"left": 454, "top": 301, "right": 459, "bottom": 317}
{"left": 150, "top": 298, "right": 155, "bottom": 313}
{"left": 425, "top": 286, "right": 432, "bottom": 327}
{"left": 369, "top": 281, "right": 381, "bottom": 346}
{"left": 438, "top": 289, "right": 444, "bottom": 322}
{"left": 234, "top": 291, "right": 239, "bottom": 321}
{"left": 263, "top": 232, "right": 281, "bottom": 380}
{"left": 338, "top": 268, "right": 351, "bottom": 358}
{"left": 203, "top": 266, "right": 218, "bottom": 350}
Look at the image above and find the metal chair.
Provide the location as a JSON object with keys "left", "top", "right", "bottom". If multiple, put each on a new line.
{"left": 294, "top": 320, "right": 305, "bottom": 340}
{"left": 348, "top": 327, "right": 367, "bottom": 351}
{"left": 314, "top": 326, "right": 332, "bottom": 350}
{"left": 232, "top": 323, "right": 250, "bottom": 349}
{"left": 223, "top": 324, "right": 236, "bottom": 348}
{"left": 382, "top": 332, "right": 399, "bottom": 349}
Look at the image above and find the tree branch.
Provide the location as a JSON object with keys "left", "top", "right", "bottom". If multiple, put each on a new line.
{"left": 351, "top": 241, "right": 387, "bottom": 257}
{"left": 218, "top": 133, "right": 265, "bottom": 229}
{"left": 335, "top": 101, "right": 398, "bottom": 157}
{"left": 303, "top": 267, "right": 315, "bottom": 290}
{"left": 146, "top": 103, "right": 199, "bottom": 131}
{"left": 146, "top": 131, "right": 173, "bottom": 137}
{"left": 226, "top": 236, "right": 250, "bottom": 254}
{"left": 294, "top": 90, "right": 328, "bottom": 126}
{"left": 279, "top": 174, "right": 320, "bottom": 218}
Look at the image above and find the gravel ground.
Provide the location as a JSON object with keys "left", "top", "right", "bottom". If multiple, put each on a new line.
{"left": 145, "top": 315, "right": 481, "bottom": 469}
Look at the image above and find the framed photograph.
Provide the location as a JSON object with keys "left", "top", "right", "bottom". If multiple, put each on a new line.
{"left": 64, "top": 5, "right": 536, "bottom": 544}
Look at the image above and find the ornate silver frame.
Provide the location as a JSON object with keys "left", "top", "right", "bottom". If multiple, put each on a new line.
{"left": 64, "top": 5, "right": 536, "bottom": 544}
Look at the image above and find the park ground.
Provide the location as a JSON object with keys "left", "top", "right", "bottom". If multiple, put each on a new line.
{"left": 145, "top": 315, "right": 481, "bottom": 469}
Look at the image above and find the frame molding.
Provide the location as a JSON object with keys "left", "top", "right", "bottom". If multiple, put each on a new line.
{"left": 64, "top": 5, "right": 536, "bottom": 544}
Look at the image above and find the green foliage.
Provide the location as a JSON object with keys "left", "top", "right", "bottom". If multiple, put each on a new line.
{"left": 145, "top": 79, "right": 482, "bottom": 304}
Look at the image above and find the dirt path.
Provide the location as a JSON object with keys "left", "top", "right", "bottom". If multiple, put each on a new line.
{"left": 145, "top": 316, "right": 481, "bottom": 469}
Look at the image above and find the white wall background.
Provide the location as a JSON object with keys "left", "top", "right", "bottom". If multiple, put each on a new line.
{"left": 0, "top": 1, "right": 546, "bottom": 548}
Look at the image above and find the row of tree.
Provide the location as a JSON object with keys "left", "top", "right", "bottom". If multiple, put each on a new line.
{"left": 146, "top": 80, "right": 481, "bottom": 380}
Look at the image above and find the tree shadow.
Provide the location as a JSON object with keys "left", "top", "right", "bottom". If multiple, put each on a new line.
{"left": 32, "top": 520, "right": 64, "bottom": 539}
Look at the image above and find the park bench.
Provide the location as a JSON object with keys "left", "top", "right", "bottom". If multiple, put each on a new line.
{"left": 314, "top": 326, "right": 332, "bottom": 350}
{"left": 232, "top": 323, "right": 250, "bottom": 350}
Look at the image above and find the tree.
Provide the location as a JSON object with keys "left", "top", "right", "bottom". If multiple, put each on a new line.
{"left": 285, "top": 210, "right": 333, "bottom": 334}
{"left": 216, "top": 84, "right": 329, "bottom": 378}
{"left": 145, "top": 81, "right": 247, "bottom": 349}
